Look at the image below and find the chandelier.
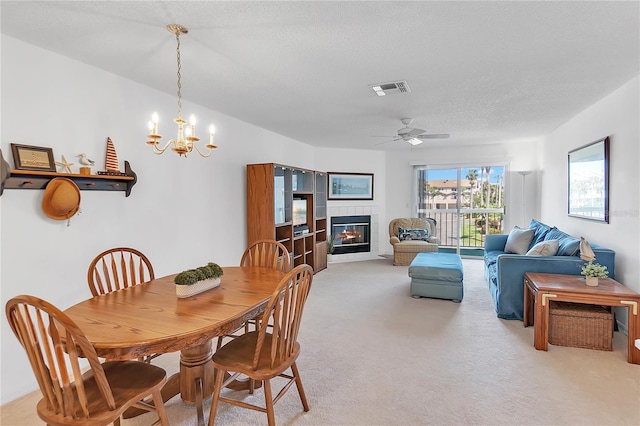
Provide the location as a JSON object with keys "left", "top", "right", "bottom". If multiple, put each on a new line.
{"left": 146, "top": 24, "right": 217, "bottom": 157}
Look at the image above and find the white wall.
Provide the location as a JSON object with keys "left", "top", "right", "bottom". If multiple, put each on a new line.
{"left": 0, "top": 35, "right": 316, "bottom": 403}
{"left": 540, "top": 75, "right": 640, "bottom": 329}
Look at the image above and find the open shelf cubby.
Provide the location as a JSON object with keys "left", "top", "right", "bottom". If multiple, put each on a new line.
{"left": 246, "top": 163, "right": 327, "bottom": 273}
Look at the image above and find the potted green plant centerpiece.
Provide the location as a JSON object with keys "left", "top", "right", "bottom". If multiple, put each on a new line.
{"left": 174, "top": 262, "right": 224, "bottom": 298}
{"left": 581, "top": 261, "right": 608, "bottom": 287}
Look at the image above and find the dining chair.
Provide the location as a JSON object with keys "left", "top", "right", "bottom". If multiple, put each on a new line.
{"left": 207, "top": 263, "right": 313, "bottom": 426}
{"left": 87, "top": 247, "right": 160, "bottom": 364}
{"left": 87, "top": 247, "right": 155, "bottom": 297}
{"left": 241, "top": 239, "right": 292, "bottom": 329}
{"left": 6, "top": 295, "right": 169, "bottom": 426}
{"left": 216, "top": 239, "right": 292, "bottom": 351}
{"left": 216, "top": 240, "right": 291, "bottom": 350}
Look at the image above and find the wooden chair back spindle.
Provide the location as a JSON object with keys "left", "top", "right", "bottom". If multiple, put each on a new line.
{"left": 87, "top": 247, "right": 154, "bottom": 297}
{"left": 241, "top": 240, "right": 291, "bottom": 273}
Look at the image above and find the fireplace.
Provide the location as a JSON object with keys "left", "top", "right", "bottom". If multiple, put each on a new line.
{"left": 331, "top": 215, "right": 371, "bottom": 254}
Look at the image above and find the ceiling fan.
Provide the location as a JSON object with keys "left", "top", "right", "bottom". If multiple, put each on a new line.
{"left": 375, "top": 118, "right": 450, "bottom": 146}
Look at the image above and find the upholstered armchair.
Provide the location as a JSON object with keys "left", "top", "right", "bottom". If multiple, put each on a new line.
{"left": 389, "top": 217, "right": 440, "bottom": 266}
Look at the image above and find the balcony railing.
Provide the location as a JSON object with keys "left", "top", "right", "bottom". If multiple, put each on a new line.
{"left": 418, "top": 208, "right": 504, "bottom": 252}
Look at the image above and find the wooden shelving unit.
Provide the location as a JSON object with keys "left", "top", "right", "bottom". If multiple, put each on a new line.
{"left": 0, "top": 149, "right": 137, "bottom": 197}
{"left": 246, "top": 163, "right": 327, "bottom": 273}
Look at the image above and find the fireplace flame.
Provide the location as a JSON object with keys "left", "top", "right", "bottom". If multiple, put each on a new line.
{"left": 338, "top": 229, "right": 362, "bottom": 242}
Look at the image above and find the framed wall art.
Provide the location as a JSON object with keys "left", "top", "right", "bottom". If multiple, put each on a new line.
{"left": 10, "top": 143, "right": 56, "bottom": 172}
{"left": 568, "top": 136, "right": 609, "bottom": 223}
{"left": 328, "top": 172, "right": 374, "bottom": 200}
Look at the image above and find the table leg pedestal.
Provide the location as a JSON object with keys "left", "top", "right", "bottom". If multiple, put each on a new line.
{"left": 180, "top": 341, "right": 216, "bottom": 425}
{"left": 180, "top": 341, "right": 215, "bottom": 403}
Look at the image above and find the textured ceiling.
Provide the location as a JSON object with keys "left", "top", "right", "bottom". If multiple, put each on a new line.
{"left": 1, "top": 1, "right": 639, "bottom": 151}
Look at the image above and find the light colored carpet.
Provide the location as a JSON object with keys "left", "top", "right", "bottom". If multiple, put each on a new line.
{"left": 2, "top": 258, "right": 639, "bottom": 425}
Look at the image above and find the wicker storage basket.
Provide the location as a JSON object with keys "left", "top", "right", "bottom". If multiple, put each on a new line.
{"left": 549, "top": 301, "right": 613, "bottom": 351}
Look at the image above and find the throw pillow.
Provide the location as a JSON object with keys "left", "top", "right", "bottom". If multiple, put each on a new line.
{"left": 526, "top": 239, "right": 559, "bottom": 256}
{"left": 504, "top": 226, "right": 535, "bottom": 255}
{"left": 544, "top": 227, "right": 580, "bottom": 256}
{"left": 398, "top": 227, "right": 430, "bottom": 241}
{"left": 528, "top": 218, "right": 552, "bottom": 249}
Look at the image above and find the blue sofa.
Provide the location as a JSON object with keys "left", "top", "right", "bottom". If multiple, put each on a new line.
{"left": 484, "top": 219, "right": 615, "bottom": 320}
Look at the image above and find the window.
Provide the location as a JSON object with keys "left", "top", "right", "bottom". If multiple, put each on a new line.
{"left": 416, "top": 165, "right": 506, "bottom": 255}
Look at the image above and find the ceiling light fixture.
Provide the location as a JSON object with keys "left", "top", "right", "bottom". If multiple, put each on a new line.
{"left": 146, "top": 24, "right": 217, "bottom": 157}
{"left": 371, "top": 85, "right": 386, "bottom": 96}
{"left": 407, "top": 138, "right": 423, "bottom": 146}
{"left": 369, "top": 80, "right": 411, "bottom": 96}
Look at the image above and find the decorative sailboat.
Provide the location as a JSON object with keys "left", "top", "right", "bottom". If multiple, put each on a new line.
{"left": 98, "top": 137, "right": 126, "bottom": 176}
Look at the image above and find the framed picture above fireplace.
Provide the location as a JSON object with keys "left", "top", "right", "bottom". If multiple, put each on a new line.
{"left": 328, "top": 172, "right": 374, "bottom": 200}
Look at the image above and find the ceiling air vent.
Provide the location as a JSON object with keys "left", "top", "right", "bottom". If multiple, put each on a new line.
{"left": 370, "top": 80, "right": 411, "bottom": 96}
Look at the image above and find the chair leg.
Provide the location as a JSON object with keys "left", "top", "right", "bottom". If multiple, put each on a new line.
{"left": 291, "top": 362, "right": 309, "bottom": 411}
{"left": 207, "top": 368, "right": 226, "bottom": 426}
{"left": 263, "top": 379, "right": 276, "bottom": 426}
{"left": 152, "top": 389, "right": 169, "bottom": 426}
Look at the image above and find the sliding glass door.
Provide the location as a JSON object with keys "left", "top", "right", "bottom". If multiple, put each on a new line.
{"left": 416, "top": 165, "right": 505, "bottom": 256}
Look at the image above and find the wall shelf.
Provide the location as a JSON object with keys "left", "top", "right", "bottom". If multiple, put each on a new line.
{"left": 0, "top": 149, "right": 137, "bottom": 197}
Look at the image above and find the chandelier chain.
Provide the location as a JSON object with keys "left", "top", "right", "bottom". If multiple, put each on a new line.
{"left": 175, "top": 32, "right": 182, "bottom": 117}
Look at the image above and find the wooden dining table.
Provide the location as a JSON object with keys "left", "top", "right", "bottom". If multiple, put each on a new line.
{"left": 63, "top": 266, "right": 285, "bottom": 425}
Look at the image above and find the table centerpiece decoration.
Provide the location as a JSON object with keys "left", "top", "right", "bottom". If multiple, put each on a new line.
{"left": 581, "top": 261, "right": 608, "bottom": 287}
{"left": 174, "top": 262, "right": 223, "bottom": 298}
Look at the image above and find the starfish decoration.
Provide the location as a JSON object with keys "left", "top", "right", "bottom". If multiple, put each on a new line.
{"left": 55, "top": 155, "right": 75, "bottom": 174}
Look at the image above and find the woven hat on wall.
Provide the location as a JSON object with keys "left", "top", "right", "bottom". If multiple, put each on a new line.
{"left": 41, "top": 177, "right": 81, "bottom": 220}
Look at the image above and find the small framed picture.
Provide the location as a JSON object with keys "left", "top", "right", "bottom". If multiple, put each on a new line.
{"left": 10, "top": 143, "right": 56, "bottom": 172}
{"left": 328, "top": 172, "right": 374, "bottom": 200}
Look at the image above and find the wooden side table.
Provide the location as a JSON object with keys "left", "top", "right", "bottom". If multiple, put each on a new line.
{"left": 523, "top": 272, "right": 640, "bottom": 364}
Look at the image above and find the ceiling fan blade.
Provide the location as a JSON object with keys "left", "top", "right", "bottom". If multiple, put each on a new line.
{"left": 406, "top": 128, "right": 426, "bottom": 136}
{"left": 416, "top": 133, "right": 450, "bottom": 139}
{"left": 375, "top": 135, "right": 402, "bottom": 145}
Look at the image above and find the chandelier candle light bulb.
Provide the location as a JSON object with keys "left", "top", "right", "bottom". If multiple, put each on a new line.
{"left": 209, "top": 125, "right": 216, "bottom": 147}
{"left": 190, "top": 114, "right": 196, "bottom": 137}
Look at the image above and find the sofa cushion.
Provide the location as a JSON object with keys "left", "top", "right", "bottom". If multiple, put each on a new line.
{"left": 487, "top": 262, "right": 498, "bottom": 285}
{"left": 398, "top": 227, "right": 430, "bottom": 241}
{"left": 528, "top": 218, "right": 553, "bottom": 248}
{"left": 526, "top": 239, "right": 559, "bottom": 256}
{"left": 505, "top": 226, "right": 535, "bottom": 255}
{"left": 484, "top": 250, "right": 501, "bottom": 267}
{"left": 544, "top": 227, "right": 580, "bottom": 256}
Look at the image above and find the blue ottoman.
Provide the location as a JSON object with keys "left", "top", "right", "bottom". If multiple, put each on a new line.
{"left": 408, "top": 253, "right": 464, "bottom": 302}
